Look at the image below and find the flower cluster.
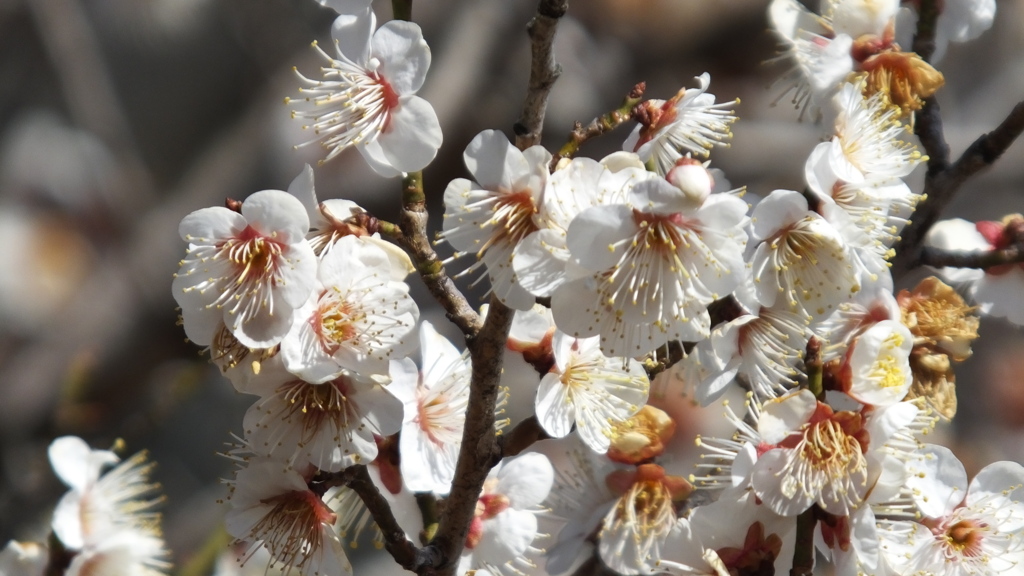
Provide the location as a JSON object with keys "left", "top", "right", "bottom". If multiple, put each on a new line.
{"left": 0, "top": 437, "right": 170, "bottom": 576}
{"left": 160, "top": 0, "right": 1024, "bottom": 575}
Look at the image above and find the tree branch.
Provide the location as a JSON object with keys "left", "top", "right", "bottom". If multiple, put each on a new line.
{"left": 422, "top": 297, "right": 514, "bottom": 576}
{"left": 920, "top": 244, "right": 1024, "bottom": 269}
{"left": 514, "top": 0, "right": 569, "bottom": 150}
{"left": 317, "top": 465, "right": 437, "bottom": 572}
{"left": 392, "top": 171, "right": 484, "bottom": 337}
{"left": 891, "top": 100, "right": 1024, "bottom": 276}
{"left": 789, "top": 506, "right": 818, "bottom": 576}
{"left": 499, "top": 415, "right": 550, "bottom": 458}
{"left": 549, "top": 82, "right": 647, "bottom": 170}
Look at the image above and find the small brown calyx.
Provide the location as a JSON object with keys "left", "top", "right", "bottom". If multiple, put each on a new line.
{"left": 225, "top": 197, "right": 243, "bottom": 212}
{"left": 320, "top": 202, "right": 378, "bottom": 238}
{"left": 606, "top": 405, "right": 676, "bottom": 464}
{"left": 716, "top": 521, "right": 784, "bottom": 576}
{"left": 507, "top": 327, "right": 556, "bottom": 375}
{"left": 605, "top": 463, "right": 693, "bottom": 502}
{"left": 860, "top": 50, "right": 945, "bottom": 114}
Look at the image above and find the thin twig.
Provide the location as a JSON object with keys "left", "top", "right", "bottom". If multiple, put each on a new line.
{"left": 423, "top": 297, "right": 514, "bottom": 576}
{"left": 514, "top": 0, "right": 569, "bottom": 150}
{"left": 890, "top": 0, "right": 1024, "bottom": 277}
{"left": 892, "top": 100, "right": 1024, "bottom": 276}
{"left": 394, "top": 171, "right": 483, "bottom": 337}
{"left": 550, "top": 82, "right": 646, "bottom": 170}
{"left": 318, "top": 466, "right": 434, "bottom": 571}
{"left": 789, "top": 506, "right": 818, "bottom": 576}
{"left": 920, "top": 244, "right": 1024, "bottom": 269}
{"left": 498, "top": 415, "right": 550, "bottom": 458}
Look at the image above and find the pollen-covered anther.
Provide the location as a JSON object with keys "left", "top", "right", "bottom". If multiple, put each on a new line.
{"left": 604, "top": 464, "right": 692, "bottom": 544}
{"left": 776, "top": 405, "right": 870, "bottom": 513}
{"left": 280, "top": 377, "right": 353, "bottom": 444}
{"left": 606, "top": 405, "right": 676, "bottom": 464}
{"left": 859, "top": 50, "right": 945, "bottom": 114}
{"left": 249, "top": 489, "right": 337, "bottom": 566}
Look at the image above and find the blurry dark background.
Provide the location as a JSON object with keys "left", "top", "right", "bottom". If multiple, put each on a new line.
{"left": 1, "top": 0, "right": 1022, "bottom": 570}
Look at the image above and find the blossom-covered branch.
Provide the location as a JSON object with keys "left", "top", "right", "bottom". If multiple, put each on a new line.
{"left": 392, "top": 171, "right": 483, "bottom": 337}
{"left": 514, "top": 0, "right": 569, "bottom": 149}
{"left": 424, "top": 298, "right": 514, "bottom": 576}
{"left": 892, "top": 99, "right": 1024, "bottom": 276}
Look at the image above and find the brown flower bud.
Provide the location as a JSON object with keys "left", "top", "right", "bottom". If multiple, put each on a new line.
{"left": 606, "top": 405, "right": 676, "bottom": 464}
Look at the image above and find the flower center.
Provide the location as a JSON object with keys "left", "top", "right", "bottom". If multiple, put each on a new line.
{"left": 716, "top": 521, "right": 783, "bottom": 576}
{"left": 228, "top": 226, "right": 282, "bottom": 282}
{"left": 416, "top": 385, "right": 465, "bottom": 446}
{"left": 869, "top": 333, "right": 907, "bottom": 389}
{"left": 314, "top": 291, "right": 364, "bottom": 355}
{"left": 478, "top": 190, "right": 538, "bottom": 257}
{"left": 251, "top": 489, "right": 337, "bottom": 568}
{"left": 604, "top": 464, "right": 690, "bottom": 549}
{"left": 465, "top": 480, "right": 511, "bottom": 549}
{"left": 943, "top": 519, "right": 986, "bottom": 557}
{"left": 279, "top": 378, "right": 354, "bottom": 445}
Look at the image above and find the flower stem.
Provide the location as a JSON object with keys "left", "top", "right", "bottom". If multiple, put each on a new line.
{"left": 551, "top": 81, "right": 646, "bottom": 169}
{"left": 789, "top": 506, "right": 817, "bottom": 576}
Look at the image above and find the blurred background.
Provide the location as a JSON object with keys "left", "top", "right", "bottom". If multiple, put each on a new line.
{"left": 1, "top": 0, "right": 1023, "bottom": 571}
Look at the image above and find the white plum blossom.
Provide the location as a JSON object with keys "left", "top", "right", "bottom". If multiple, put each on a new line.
{"left": 535, "top": 331, "right": 650, "bottom": 453}
{"left": 441, "top": 129, "right": 551, "bottom": 310}
{"left": 513, "top": 154, "right": 647, "bottom": 298}
{"left": 173, "top": 189, "right": 317, "bottom": 349}
{"left": 531, "top": 436, "right": 624, "bottom": 576}
{"left": 878, "top": 445, "right": 1024, "bottom": 576}
{"left": 750, "top": 189, "right": 860, "bottom": 321}
{"left": 241, "top": 362, "right": 404, "bottom": 473}
{"left": 48, "top": 436, "right": 164, "bottom": 553}
{"left": 810, "top": 82, "right": 924, "bottom": 188}
{"left": 552, "top": 172, "right": 749, "bottom": 356}
{"left": 284, "top": 164, "right": 415, "bottom": 278}
{"left": 842, "top": 319, "right": 913, "bottom": 407}
{"left": 458, "top": 453, "right": 554, "bottom": 576}
{"left": 598, "top": 463, "right": 694, "bottom": 574}
{"left": 225, "top": 458, "right": 351, "bottom": 576}
{"left": 750, "top": 390, "right": 872, "bottom": 516}
{"left": 658, "top": 491, "right": 796, "bottom": 576}
{"left": 768, "top": 0, "right": 854, "bottom": 117}
{"left": 696, "top": 307, "right": 811, "bottom": 404}
{"left": 280, "top": 235, "right": 418, "bottom": 382}
{"left": 388, "top": 321, "right": 472, "bottom": 495}
{"left": 623, "top": 74, "right": 738, "bottom": 176}
{"left": 290, "top": 7, "right": 442, "bottom": 176}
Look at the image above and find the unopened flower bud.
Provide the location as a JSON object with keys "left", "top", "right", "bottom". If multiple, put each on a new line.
{"left": 665, "top": 158, "right": 713, "bottom": 206}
